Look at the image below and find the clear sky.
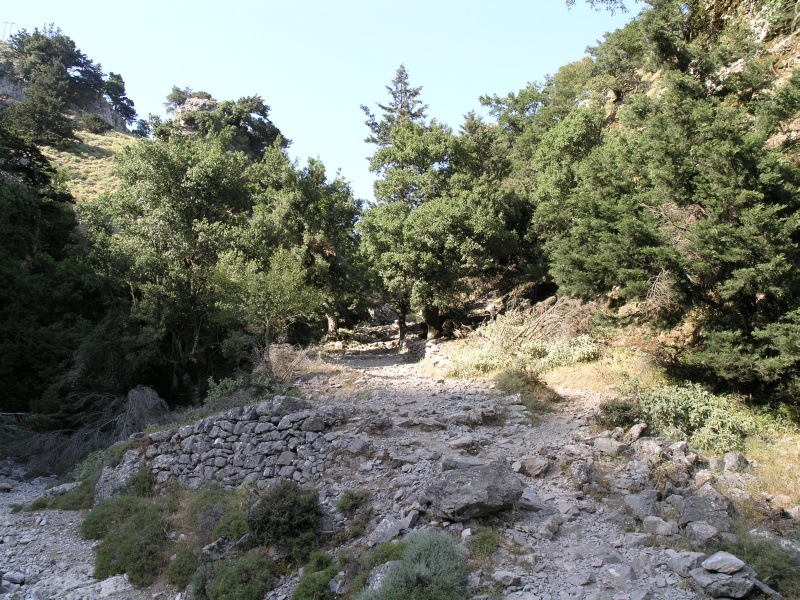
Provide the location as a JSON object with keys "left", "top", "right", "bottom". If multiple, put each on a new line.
{"left": 3, "top": 1, "right": 634, "bottom": 201}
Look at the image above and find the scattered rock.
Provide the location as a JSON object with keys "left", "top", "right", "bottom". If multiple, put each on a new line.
{"left": 594, "top": 437, "right": 629, "bottom": 456}
{"left": 423, "top": 462, "right": 523, "bottom": 521}
{"left": 723, "top": 452, "right": 749, "bottom": 473}
{"left": 623, "top": 423, "right": 648, "bottom": 444}
{"left": 570, "top": 460, "right": 595, "bottom": 485}
{"left": 701, "top": 551, "right": 745, "bottom": 574}
{"left": 689, "top": 567, "right": 756, "bottom": 598}
{"left": 642, "top": 516, "right": 678, "bottom": 536}
{"left": 520, "top": 456, "right": 551, "bottom": 477}
{"left": 667, "top": 550, "right": 707, "bottom": 577}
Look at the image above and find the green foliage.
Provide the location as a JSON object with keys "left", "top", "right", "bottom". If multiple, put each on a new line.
{"left": 212, "top": 509, "right": 248, "bottom": 541}
{"left": 596, "top": 398, "right": 644, "bottom": 429}
{"left": 123, "top": 467, "right": 155, "bottom": 497}
{"left": 4, "top": 25, "right": 104, "bottom": 103}
{"left": 351, "top": 540, "right": 407, "bottom": 594}
{"left": 335, "top": 488, "right": 371, "bottom": 516}
{"left": 356, "top": 530, "right": 467, "bottom": 600}
{"left": 189, "top": 484, "right": 244, "bottom": 543}
{"left": 0, "top": 125, "right": 103, "bottom": 416}
{"left": 712, "top": 535, "right": 800, "bottom": 596}
{"left": 247, "top": 480, "right": 321, "bottom": 546}
{"left": 72, "top": 449, "right": 106, "bottom": 481}
{"left": 634, "top": 384, "right": 762, "bottom": 453}
{"left": 80, "top": 131, "right": 254, "bottom": 403}
{"left": 78, "top": 113, "right": 113, "bottom": 133}
{"left": 167, "top": 547, "right": 201, "bottom": 590}
{"left": 90, "top": 496, "right": 168, "bottom": 586}
{"left": 359, "top": 66, "right": 519, "bottom": 338}
{"left": 103, "top": 72, "right": 136, "bottom": 124}
{"left": 81, "top": 495, "right": 151, "bottom": 539}
{"left": 207, "top": 552, "right": 275, "bottom": 600}
{"left": 181, "top": 95, "right": 287, "bottom": 159}
{"left": 466, "top": 526, "right": 501, "bottom": 560}
{"left": 292, "top": 551, "right": 337, "bottom": 600}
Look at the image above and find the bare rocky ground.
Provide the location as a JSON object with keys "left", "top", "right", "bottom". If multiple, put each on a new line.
{"left": 1, "top": 337, "right": 797, "bottom": 600}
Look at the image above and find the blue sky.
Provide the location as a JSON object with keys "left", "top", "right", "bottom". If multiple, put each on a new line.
{"left": 3, "top": 1, "right": 634, "bottom": 201}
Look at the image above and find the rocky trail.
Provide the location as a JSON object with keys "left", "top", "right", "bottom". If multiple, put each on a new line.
{"left": 1, "top": 338, "right": 798, "bottom": 600}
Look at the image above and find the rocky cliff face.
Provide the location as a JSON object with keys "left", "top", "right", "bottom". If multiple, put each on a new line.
{"left": 0, "top": 73, "right": 128, "bottom": 132}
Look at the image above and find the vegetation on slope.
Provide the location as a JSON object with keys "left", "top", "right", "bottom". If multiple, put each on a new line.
{"left": 3, "top": 1, "right": 800, "bottom": 474}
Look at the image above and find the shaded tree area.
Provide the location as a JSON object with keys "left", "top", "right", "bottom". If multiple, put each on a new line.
{"left": 359, "top": 66, "right": 522, "bottom": 339}
{"left": 479, "top": 0, "right": 800, "bottom": 400}
{"left": 0, "top": 124, "right": 100, "bottom": 413}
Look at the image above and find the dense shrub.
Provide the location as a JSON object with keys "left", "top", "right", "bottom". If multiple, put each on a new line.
{"left": 335, "top": 488, "right": 371, "bottom": 516}
{"left": 292, "top": 550, "right": 338, "bottom": 600}
{"left": 356, "top": 530, "right": 467, "bottom": 600}
{"left": 167, "top": 547, "right": 201, "bottom": 589}
{"left": 635, "top": 384, "right": 760, "bottom": 453}
{"left": 91, "top": 498, "right": 168, "bottom": 586}
{"left": 596, "top": 398, "right": 645, "bottom": 429}
{"left": 247, "top": 480, "right": 321, "bottom": 546}
{"left": 207, "top": 551, "right": 275, "bottom": 600}
{"left": 78, "top": 113, "right": 112, "bottom": 133}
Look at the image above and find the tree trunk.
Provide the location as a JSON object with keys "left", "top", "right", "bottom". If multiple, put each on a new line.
{"left": 422, "top": 305, "right": 442, "bottom": 340}
{"left": 261, "top": 320, "right": 273, "bottom": 379}
{"left": 326, "top": 311, "right": 339, "bottom": 339}
{"left": 397, "top": 300, "right": 410, "bottom": 340}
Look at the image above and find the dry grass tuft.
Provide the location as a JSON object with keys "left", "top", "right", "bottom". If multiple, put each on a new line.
{"left": 43, "top": 129, "right": 133, "bottom": 203}
{"left": 745, "top": 435, "right": 800, "bottom": 506}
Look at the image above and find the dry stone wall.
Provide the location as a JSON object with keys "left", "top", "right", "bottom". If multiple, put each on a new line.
{"left": 117, "top": 395, "right": 352, "bottom": 492}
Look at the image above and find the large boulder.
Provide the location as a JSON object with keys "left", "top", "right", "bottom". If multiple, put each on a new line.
{"left": 422, "top": 462, "right": 523, "bottom": 521}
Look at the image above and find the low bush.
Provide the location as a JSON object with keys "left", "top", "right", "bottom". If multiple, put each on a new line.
{"left": 78, "top": 113, "right": 112, "bottom": 133}
{"left": 356, "top": 530, "right": 467, "bottom": 600}
{"left": 596, "top": 398, "right": 645, "bottom": 429}
{"left": 48, "top": 480, "right": 95, "bottom": 510}
{"left": 292, "top": 550, "right": 338, "bottom": 600}
{"left": 495, "top": 367, "right": 558, "bottom": 417}
{"left": 167, "top": 547, "right": 201, "bottom": 589}
{"left": 466, "top": 526, "right": 500, "bottom": 561}
{"left": 124, "top": 467, "right": 155, "bottom": 497}
{"left": 212, "top": 509, "right": 248, "bottom": 541}
{"left": 351, "top": 539, "right": 407, "bottom": 593}
{"left": 635, "top": 384, "right": 760, "bottom": 453}
{"left": 247, "top": 481, "right": 321, "bottom": 547}
{"left": 336, "top": 488, "right": 371, "bottom": 516}
{"left": 207, "top": 551, "right": 275, "bottom": 600}
{"left": 189, "top": 484, "right": 243, "bottom": 543}
{"left": 81, "top": 495, "right": 151, "bottom": 539}
{"left": 92, "top": 497, "right": 168, "bottom": 586}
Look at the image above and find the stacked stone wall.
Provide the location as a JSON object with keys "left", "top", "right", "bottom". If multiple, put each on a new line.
{"left": 133, "top": 396, "right": 348, "bottom": 490}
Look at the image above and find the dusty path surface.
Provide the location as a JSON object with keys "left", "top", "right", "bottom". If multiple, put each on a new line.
{"left": 292, "top": 343, "right": 701, "bottom": 600}
{"left": 1, "top": 340, "right": 737, "bottom": 600}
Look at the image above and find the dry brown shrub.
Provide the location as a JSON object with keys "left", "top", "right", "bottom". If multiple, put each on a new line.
{"left": 269, "top": 344, "right": 313, "bottom": 383}
{"left": 2, "top": 386, "right": 169, "bottom": 475}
